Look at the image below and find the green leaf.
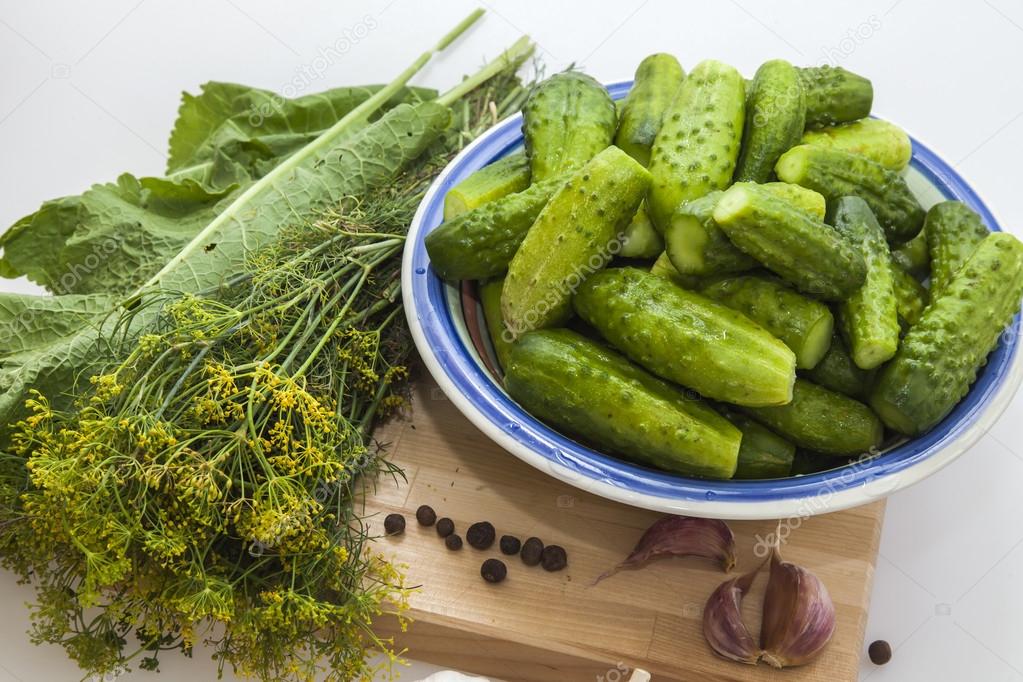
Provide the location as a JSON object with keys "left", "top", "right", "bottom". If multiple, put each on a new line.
{"left": 0, "top": 175, "right": 235, "bottom": 296}
{"left": 166, "top": 82, "right": 435, "bottom": 174}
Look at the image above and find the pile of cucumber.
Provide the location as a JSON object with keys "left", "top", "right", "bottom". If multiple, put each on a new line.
{"left": 425, "top": 56, "right": 1023, "bottom": 480}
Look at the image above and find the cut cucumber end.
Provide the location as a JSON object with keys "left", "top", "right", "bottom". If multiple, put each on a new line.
{"left": 852, "top": 340, "right": 898, "bottom": 371}
{"left": 711, "top": 185, "right": 755, "bottom": 226}
{"left": 665, "top": 213, "right": 710, "bottom": 273}
{"left": 774, "top": 145, "right": 811, "bottom": 184}
{"left": 443, "top": 193, "right": 470, "bottom": 220}
{"left": 796, "top": 313, "right": 836, "bottom": 370}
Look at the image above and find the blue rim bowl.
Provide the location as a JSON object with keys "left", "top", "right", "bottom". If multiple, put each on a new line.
{"left": 402, "top": 80, "right": 1023, "bottom": 520}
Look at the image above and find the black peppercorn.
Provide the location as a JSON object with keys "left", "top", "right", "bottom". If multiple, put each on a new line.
{"left": 466, "top": 521, "right": 496, "bottom": 550}
{"left": 541, "top": 545, "right": 567, "bottom": 572}
{"left": 481, "top": 558, "right": 507, "bottom": 584}
{"left": 520, "top": 537, "right": 544, "bottom": 566}
{"left": 416, "top": 505, "right": 437, "bottom": 526}
{"left": 499, "top": 535, "right": 521, "bottom": 555}
{"left": 868, "top": 640, "right": 891, "bottom": 665}
{"left": 436, "top": 517, "right": 454, "bottom": 538}
{"left": 383, "top": 513, "right": 405, "bottom": 536}
{"left": 445, "top": 533, "right": 463, "bottom": 551}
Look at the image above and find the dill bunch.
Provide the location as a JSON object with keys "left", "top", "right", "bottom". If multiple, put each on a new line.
{"left": 0, "top": 67, "right": 529, "bottom": 681}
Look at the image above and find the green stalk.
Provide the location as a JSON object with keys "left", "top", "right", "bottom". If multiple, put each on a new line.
{"left": 436, "top": 35, "right": 535, "bottom": 107}
{"left": 138, "top": 9, "right": 486, "bottom": 293}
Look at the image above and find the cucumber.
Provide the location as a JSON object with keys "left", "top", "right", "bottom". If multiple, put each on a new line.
{"left": 650, "top": 252, "right": 708, "bottom": 290}
{"left": 735, "top": 59, "right": 806, "bottom": 183}
{"left": 647, "top": 60, "right": 746, "bottom": 231}
{"left": 664, "top": 183, "right": 823, "bottom": 277}
{"left": 504, "top": 328, "right": 741, "bottom": 479}
{"left": 802, "top": 333, "right": 876, "bottom": 400}
{"left": 925, "top": 201, "right": 990, "bottom": 297}
{"left": 801, "top": 118, "right": 912, "bottom": 171}
{"left": 700, "top": 274, "right": 834, "bottom": 370}
{"left": 712, "top": 182, "right": 867, "bottom": 300}
{"left": 480, "top": 278, "right": 515, "bottom": 371}
{"left": 870, "top": 232, "right": 1023, "bottom": 435}
{"left": 425, "top": 177, "right": 562, "bottom": 281}
{"left": 890, "top": 260, "right": 929, "bottom": 327}
{"left": 798, "top": 66, "right": 873, "bottom": 128}
{"left": 665, "top": 191, "right": 757, "bottom": 276}
{"left": 615, "top": 54, "right": 685, "bottom": 166}
{"left": 775, "top": 144, "right": 926, "bottom": 243}
{"left": 619, "top": 203, "right": 664, "bottom": 259}
{"left": 502, "top": 146, "right": 651, "bottom": 338}
{"left": 790, "top": 450, "right": 854, "bottom": 475}
{"left": 832, "top": 197, "right": 900, "bottom": 369}
{"left": 891, "top": 227, "right": 930, "bottom": 279}
{"left": 522, "top": 71, "right": 617, "bottom": 181}
{"left": 573, "top": 267, "right": 797, "bottom": 407}
{"left": 443, "top": 153, "right": 530, "bottom": 219}
{"left": 718, "top": 406, "right": 796, "bottom": 479}
{"left": 739, "top": 378, "right": 884, "bottom": 455}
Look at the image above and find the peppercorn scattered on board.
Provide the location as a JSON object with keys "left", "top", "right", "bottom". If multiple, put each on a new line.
{"left": 366, "top": 378, "right": 884, "bottom": 682}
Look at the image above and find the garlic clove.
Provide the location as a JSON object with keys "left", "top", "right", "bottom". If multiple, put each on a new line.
{"left": 595, "top": 515, "right": 735, "bottom": 584}
{"left": 760, "top": 547, "right": 836, "bottom": 668}
{"left": 703, "top": 561, "right": 763, "bottom": 665}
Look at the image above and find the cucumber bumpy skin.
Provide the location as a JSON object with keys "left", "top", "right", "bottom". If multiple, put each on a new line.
{"left": 734, "top": 59, "right": 806, "bottom": 183}
{"left": 925, "top": 200, "right": 990, "bottom": 297}
{"left": 522, "top": 71, "right": 617, "bottom": 182}
{"left": 504, "top": 328, "right": 742, "bottom": 479}
{"left": 647, "top": 60, "right": 745, "bottom": 232}
{"left": 502, "top": 146, "right": 651, "bottom": 339}
{"left": 798, "top": 65, "right": 873, "bottom": 129}
{"left": 801, "top": 118, "right": 912, "bottom": 171}
{"left": 870, "top": 232, "right": 1023, "bottom": 435}
{"left": 443, "top": 153, "right": 530, "bottom": 219}
{"left": 425, "top": 177, "right": 562, "bottom": 281}
{"left": 832, "top": 196, "right": 901, "bottom": 370}
{"left": 891, "top": 259, "right": 929, "bottom": 327}
{"left": 891, "top": 227, "right": 930, "bottom": 279}
{"left": 700, "top": 274, "right": 834, "bottom": 370}
{"left": 740, "top": 378, "right": 884, "bottom": 455}
{"left": 802, "top": 333, "right": 876, "bottom": 400}
{"left": 615, "top": 53, "right": 685, "bottom": 166}
{"left": 573, "top": 267, "right": 797, "bottom": 407}
{"left": 775, "top": 144, "right": 926, "bottom": 243}
{"left": 712, "top": 183, "right": 867, "bottom": 300}
{"left": 664, "top": 182, "right": 824, "bottom": 277}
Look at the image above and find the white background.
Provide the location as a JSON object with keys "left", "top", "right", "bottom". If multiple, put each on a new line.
{"left": 2, "top": 1, "right": 1023, "bottom": 680}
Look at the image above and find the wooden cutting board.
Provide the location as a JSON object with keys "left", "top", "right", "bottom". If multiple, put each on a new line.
{"left": 367, "top": 379, "right": 884, "bottom": 681}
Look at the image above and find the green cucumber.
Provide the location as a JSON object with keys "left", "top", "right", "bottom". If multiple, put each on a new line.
{"left": 798, "top": 66, "right": 873, "bottom": 128}
{"left": 719, "top": 408, "right": 796, "bottom": 479}
{"left": 891, "top": 260, "right": 929, "bottom": 327}
{"left": 700, "top": 274, "right": 834, "bottom": 370}
{"left": 504, "top": 328, "right": 741, "bottom": 479}
{"left": 740, "top": 378, "right": 884, "bottom": 455}
{"left": 650, "top": 252, "right": 708, "bottom": 289}
{"left": 480, "top": 278, "right": 515, "bottom": 371}
{"left": 647, "top": 60, "right": 745, "bottom": 231}
{"left": 790, "top": 450, "right": 854, "bottom": 475}
{"left": 522, "top": 71, "right": 617, "bottom": 181}
{"left": 925, "top": 201, "right": 990, "bottom": 297}
{"left": 735, "top": 59, "right": 806, "bottom": 183}
{"left": 775, "top": 144, "right": 926, "bottom": 243}
{"left": 832, "top": 197, "right": 900, "bottom": 369}
{"left": 802, "top": 333, "right": 876, "bottom": 400}
{"left": 424, "top": 178, "right": 562, "bottom": 281}
{"left": 615, "top": 54, "right": 685, "bottom": 166}
{"left": 663, "top": 183, "right": 823, "bottom": 277}
{"left": 443, "top": 153, "right": 530, "bottom": 219}
{"left": 870, "top": 232, "right": 1023, "bottom": 435}
{"left": 891, "top": 227, "right": 930, "bottom": 278}
{"left": 502, "top": 146, "right": 651, "bottom": 338}
{"left": 573, "top": 267, "right": 796, "bottom": 407}
{"left": 619, "top": 203, "right": 665, "bottom": 259}
{"left": 801, "top": 118, "right": 912, "bottom": 171}
{"left": 712, "top": 182, "right": 867, "bottom": 300}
